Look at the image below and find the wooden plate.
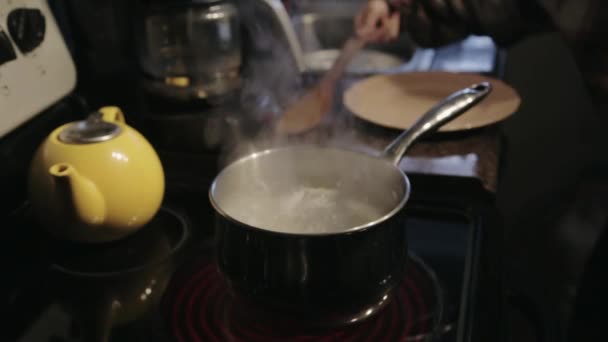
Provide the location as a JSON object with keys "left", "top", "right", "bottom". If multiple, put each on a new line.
{"left": 343, "top": 72, "right": 521, "bottom": 132}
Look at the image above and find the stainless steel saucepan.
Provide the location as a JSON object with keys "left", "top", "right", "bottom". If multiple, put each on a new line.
{"left": 209, "top": 82, "right": 492, "bottom": 326}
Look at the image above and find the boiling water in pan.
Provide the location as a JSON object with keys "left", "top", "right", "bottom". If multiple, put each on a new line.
{"left": 212, "top": 147, "right": 408, "bottom": 235}
{"left": 222, "top": 186, "right": 387, "bottom": 234}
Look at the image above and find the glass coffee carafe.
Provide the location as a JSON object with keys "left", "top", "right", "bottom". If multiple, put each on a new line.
{"left": 137, "top": 0, "right": 242, "bottom": 101}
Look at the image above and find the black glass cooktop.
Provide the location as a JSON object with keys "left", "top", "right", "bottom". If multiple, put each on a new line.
{"left": 3, "top": 175, "right": 501, "bottom": 342}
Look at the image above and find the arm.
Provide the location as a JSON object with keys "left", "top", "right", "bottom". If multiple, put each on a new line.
{"left": 401, "top": 0, "right": 608, "bottom": 114}
{"left": 356, "top": 0, "right": 608, "bottom": 115}
{"left": 389, "top": 0, "right": 553, "bottom": 47}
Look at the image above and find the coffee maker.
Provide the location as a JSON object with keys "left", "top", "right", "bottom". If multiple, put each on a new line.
{"left": 135, "top": 0, "right": 305, "bottom": 103}
{"left": 137, "top": 0, "right": 242, "bottom": 102}
{"left": 130, "top": 0, "right": 309, "bottom": 154}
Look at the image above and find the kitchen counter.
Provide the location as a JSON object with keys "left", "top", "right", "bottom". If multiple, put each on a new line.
{"left": 249, "top": 101, "right": 502, "bottom": 194}
{"left": 351, "top": 124, "right": 502, "bottom": 193}
{"left": 337, "top": 35, "right": 505, "bottom": 193}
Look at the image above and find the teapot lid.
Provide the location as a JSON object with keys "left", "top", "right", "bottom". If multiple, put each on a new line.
{"left": 58, "top": 112, "right": 122, "bottom": 144}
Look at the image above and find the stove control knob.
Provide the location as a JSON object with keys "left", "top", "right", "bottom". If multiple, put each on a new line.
{"left": 0, "top": 28, "right": 17, "bottom": 65}
{"left": 7, "top": 8, "right": 46, "bottom": 54}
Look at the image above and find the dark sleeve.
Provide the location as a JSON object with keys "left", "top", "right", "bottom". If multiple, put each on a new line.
{"left": 393, "top": 0, "right": 553, "bottom": 48}
{"left": 395, "top": 0, "right": 608, "bottom": 117}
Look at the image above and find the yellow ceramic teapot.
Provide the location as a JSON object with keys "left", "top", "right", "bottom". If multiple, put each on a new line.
{"left": 28, "top": 106, "right": 165, "bottom": 243}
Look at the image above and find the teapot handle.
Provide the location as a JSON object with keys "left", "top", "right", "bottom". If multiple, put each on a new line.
{"left": 99, "top": 106, "right": 126, "bottom": 124}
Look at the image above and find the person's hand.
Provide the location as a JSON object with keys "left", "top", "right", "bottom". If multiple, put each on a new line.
{"left": 355, "top": 0, "right": 400, "bottom": 43}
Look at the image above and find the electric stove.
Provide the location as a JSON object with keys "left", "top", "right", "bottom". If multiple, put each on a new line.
{"left": 3, "top": 168, "right": 503, "bottom": 342}
{"left": 1, "top": 94, "right": 504, "bottom": 342}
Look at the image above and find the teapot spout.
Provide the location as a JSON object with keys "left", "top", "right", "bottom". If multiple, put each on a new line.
{"left": 50, "top": 164, "right": 106, "bottom": 227}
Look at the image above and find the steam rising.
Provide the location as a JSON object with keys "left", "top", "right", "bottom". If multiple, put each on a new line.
{"left": 209, "top": 2, "right": 403, "bottom": 235}
{"left": 219, "top": 1, "right": 368, "bottom": 167}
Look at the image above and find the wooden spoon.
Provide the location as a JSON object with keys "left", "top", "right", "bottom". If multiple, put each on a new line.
{"left": 276, "top": 37, "right": 366, "bottom": 135}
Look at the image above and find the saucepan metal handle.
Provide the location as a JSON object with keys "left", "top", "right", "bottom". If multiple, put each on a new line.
{"left": 383, "top": 82, "right": 492, "bottom": 165}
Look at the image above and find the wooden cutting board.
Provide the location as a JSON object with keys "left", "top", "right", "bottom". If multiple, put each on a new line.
{"left": 343, "top": 71, "right": 521, "bottom": 132}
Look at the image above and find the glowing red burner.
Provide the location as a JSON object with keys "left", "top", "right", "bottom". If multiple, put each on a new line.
{"left": 162, "top": 253, "right": 443, "bottom": 342}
